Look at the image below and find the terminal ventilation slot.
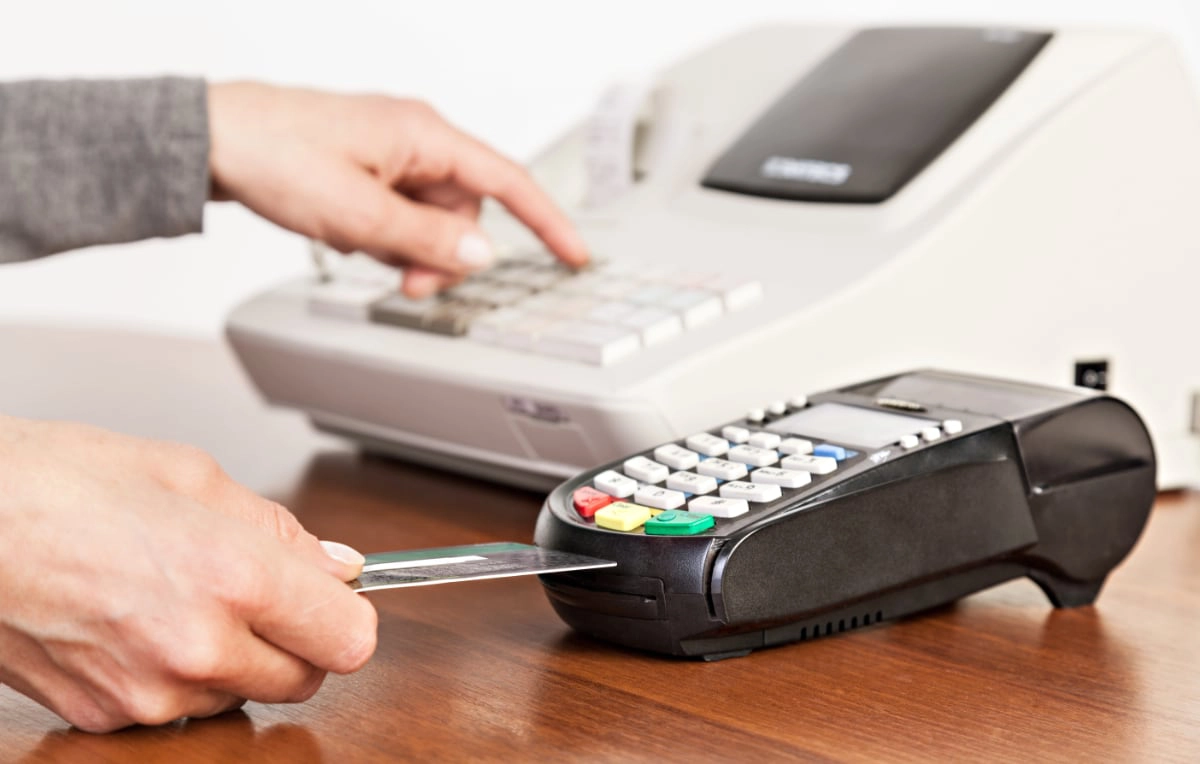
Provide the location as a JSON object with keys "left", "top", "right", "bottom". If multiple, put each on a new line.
{"left": 796, "top": 610, "right": 883, "bottom": 641}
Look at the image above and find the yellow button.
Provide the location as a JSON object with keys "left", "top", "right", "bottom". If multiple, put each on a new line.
{"left": 594, "top": 502, "right": 654, "bottom": 531}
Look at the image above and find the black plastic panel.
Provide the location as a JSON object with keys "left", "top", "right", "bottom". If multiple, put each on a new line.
{"left": 701, "top": 27, "right": 1052, "bottom": 203}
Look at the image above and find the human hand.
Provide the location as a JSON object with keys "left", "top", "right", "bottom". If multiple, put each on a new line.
{"left": 207, "top": 81, "right": 589, "bottom": 298}
{"left": 0, "top": 415, "right": 377, "bottom": 733}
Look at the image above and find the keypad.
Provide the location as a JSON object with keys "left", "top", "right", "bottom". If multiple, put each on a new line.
{"left": 634, "top": 485, "right": 687, "bottom": 510}
{"left": 594, "top": 470, "right": 638, "bottom": 498}
{"left": 308, "top": 248, "right": 763, "bottom": 366}
{"left": 720, "top": 481, "right": 782, "bottom": 503}
{"left": 749, "top": 467, "right": 812, "bottom": 489}
{"left": 579, "top": 423, "right": 850, "bottom": 534}
{"left": 780, "top": 454, "right": 838, "bottom": 474}
{"left": 623, "top": 456, "right": 668, "bottom": 484}
{"left": 727, "top": 445, "right": 778, "bottom": 468}
{"left": 573, "top": 399, "right": 972, "bottom": 535}
{"left": 653, "top": 444, "right": 700, "bottom": 471}
{"left": 666, "top": 471, "right": 718, "bottom": 495}
{"left": 812, "top": 443, "right": 849, "bottom": 461}
{"left": 595, "top": 502, "right": 655, "bottom": 531}
{"left": 572, "top": 486, "right": 614, "bottom": 518}
{"left": 696, "top": 458, "right": 748, "bottom": 481}
{"left": 688, "top": 495, "right": 749, "bottom": 518}
{"left": 685, "top": 432, "right": 730, "bottom": 457}
{"left": 644, "top": 511, "right": 715, "bottom": 536}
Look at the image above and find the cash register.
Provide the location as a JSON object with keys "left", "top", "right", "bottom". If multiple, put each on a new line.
{"left": 226, "top": 25, "right": 1200, "bottom": 488}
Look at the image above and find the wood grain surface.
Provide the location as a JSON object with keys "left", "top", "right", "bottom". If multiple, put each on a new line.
{"left": 1, "top": 325, "right": 1198, "bottom": 763}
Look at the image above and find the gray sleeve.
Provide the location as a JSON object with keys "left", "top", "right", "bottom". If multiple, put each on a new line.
{"left": 0, "top": 77, "right": 210, "bottom": 263}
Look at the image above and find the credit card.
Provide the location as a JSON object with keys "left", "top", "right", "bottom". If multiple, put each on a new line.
{"left": 350, "top": 542, "right": 616, "bottom": 593}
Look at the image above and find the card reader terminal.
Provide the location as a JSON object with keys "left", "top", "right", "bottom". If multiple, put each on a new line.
{"left": 534, "top": 370, "right": 1156, "bottom": 659}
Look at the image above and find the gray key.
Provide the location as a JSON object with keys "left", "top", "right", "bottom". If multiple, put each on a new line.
{"left": 369, "top": 294, "right": 440, "bottom": 329}
{"left": 424, "top": 300, "right": 494, "bottom": 336}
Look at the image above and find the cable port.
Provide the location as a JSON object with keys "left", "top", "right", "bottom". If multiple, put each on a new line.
{"left": 1074, "top": 360, "right": 1109, "bottom": 391}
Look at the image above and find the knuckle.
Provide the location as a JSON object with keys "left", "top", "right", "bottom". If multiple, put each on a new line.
{"left": 118, "top": 686, "right": 185, "bottom": 727}
{"left": 63, "top": 701, "right": 126, "bottom": 734}
{"left": 395, "top": 97, "right": 438, "bottom": 122}
{"left": 158, "top": 625, "right": 226, "bottom": 684}
{"left": 261, "top": 501, "right": 306, "bottom": 545}
{"left": 160, "top": 443, "right": 227, "bottom": 495}
{"left": 341, "top": 195, "right": 393, "bottom": 248}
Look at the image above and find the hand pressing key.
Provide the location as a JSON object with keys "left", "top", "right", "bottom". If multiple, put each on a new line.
{"left": 0, "top": 415, "right": 376, "bottom": 733}
{"left": 207, "top": 82, "right": 590, "bottom": 299}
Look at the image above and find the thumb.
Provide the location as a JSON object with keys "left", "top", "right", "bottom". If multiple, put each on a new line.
{"left": 251, "top": 502, "right": 365, "bottom": 583}
{"left": 206, "top": 479, "right": 365, "bottom": 582}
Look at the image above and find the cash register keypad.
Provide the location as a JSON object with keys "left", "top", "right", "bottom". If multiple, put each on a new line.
{"left": 308, "top": 250, "right": 763, "bottom": 366}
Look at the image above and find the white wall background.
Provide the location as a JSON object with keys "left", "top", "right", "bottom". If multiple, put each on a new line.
{"left": 3, "top": 0, "right": 1200, "bottom": 337}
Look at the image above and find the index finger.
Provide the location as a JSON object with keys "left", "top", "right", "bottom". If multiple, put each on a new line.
{"left": 441, "top": 128, "right": 590, "bottom": 267}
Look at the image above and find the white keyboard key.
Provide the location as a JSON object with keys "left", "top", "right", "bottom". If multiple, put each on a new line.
{"left": 780, "top": 454, "right": 838, "bottom": 474}
{"left": 920, "top": 426, "right": 942, "bottom": 442}
{"left": 666, "top": 270, "right": 723, "bottom": 289}
{"left": 727, "top": 444, "right": 778, "bottom": 467}
{"left": 716, "top": 279, "right": 764, "bottom": 312}
{"left": 653, "top": 444, "right": 700, "bottom": 470}
{"left": 685, "top": 433, "right": 730, "bottom": 457}
{"left": 695, "top": 458, "right": 748, "bottom": 481}
{"left": 688, "top": 495, "right": 749, "bottom": 518}
{"left": 494, "top": 315, "right": 556, "bottom": 351}
{"left": 778, "top": 438, "right": 814, "bottom": 455}
{"left": 620, "top": 307, "right": 684, "bottom": 346}
{"left": 310, "top": 280, "right": 398, "bottom": 320}
{"left": 587, "top": 300, "right": 637, "bottom": 324}
{"left": 623, "top": 456, "right": 668, "bottom": 484}
{"left": 497, "top": 265, "right": 569, "bottom": 291}
{"left": 749, "top": 468, "right": 812, "bottom": 489}
{"left": 767, "top": 400, "right": 787, "bottom": 416}
{"left": 746, "top": 408, "right": 765, "bottom": 424}
{"left": 554, "top": 271, "right": 604, "bottom": 294}
{"left": 594, "top": 470, "right": 637, "bottom": 498}
{"left": 747, "top": 431, "right": 781, "bottom": 450}
{"left": 521, "top": 292, "right": 581, "bottom": 318}
{"left": 666, "top": 471, "right": 718, "bottom": 495}
{"left": 720, "top": 481, "right": 782, "bottom": 503}
{"left": 634, "top": 485, "right": 686, "bottom": 510}
{"left": 534, "top": 321, "right": 641, "bottom": 366}
{"left": 467, "top": 307, "right": 525, "bottom": 345}
{"left": 788, "top": 394, "right": 809, "bottom": 409}
{"left": 899, "top": 434, "right": 920, "bottom": 449}
{"left": 722, "top": 425, "right": 751, "bottom": 444}
{"left": 483, "top": 284, "right": 539, "bottom": 306}
{"left": 446, "top": 281, "right": 502, "bottom": 303}
{"left": 943, "top": 419, "right": 964, "bottom": 435}
{"left": 626, "top": 284, "right": 678, "bottom": 305}
{"left": 662, "top": 289, "right": 723, "bottom": 328}
{"left": 589, "top": 275, "right": 644, "bottom": 300}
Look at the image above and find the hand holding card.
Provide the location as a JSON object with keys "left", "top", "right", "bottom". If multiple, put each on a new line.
{"left": 0, "top": 415, "right": 377, "bottom": 733}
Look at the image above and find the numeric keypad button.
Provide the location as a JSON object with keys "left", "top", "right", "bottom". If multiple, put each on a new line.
{"left": 719, "top": 481, "right": 782, "bottom": 503}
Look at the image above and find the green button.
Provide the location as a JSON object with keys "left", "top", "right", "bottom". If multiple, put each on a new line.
{"left": 644, "top": 510, "right": 715, "bottom": 536}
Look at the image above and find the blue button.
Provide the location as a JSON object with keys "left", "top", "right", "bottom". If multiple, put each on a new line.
{"left": 814, "top": 443, "right": 848, "bottom": 460}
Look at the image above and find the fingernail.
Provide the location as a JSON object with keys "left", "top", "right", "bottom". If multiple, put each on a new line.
{"left": 456, "top": 232, "right": 494, "bottom": 270}
{"left": 320, "top": 540, "right": 365, "bottom": 566}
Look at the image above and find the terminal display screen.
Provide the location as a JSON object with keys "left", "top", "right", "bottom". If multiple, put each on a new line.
{"left": 766, "top": 403, "right": 935, "bottom": 448}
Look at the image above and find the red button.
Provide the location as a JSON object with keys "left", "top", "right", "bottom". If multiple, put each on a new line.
{"left": 573, "top": 486, "right": 614, "bottom": 518}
